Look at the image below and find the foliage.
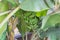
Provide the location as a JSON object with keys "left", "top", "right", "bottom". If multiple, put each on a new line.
{"left": 0, "top": 0, "right": 60, "bottom": 40}
{"left": 19, "top": 0, "right": 54, "bottom": 11}
{"left": 0, "top": 0, "right": 9, "bottom": 40}
{"left": 40, "top": 12, "right": 60, "bottom": 31}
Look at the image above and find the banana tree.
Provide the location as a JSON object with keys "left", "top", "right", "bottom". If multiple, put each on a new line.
{"left": 0, "top": 0, "right": 60, "bottom": 40}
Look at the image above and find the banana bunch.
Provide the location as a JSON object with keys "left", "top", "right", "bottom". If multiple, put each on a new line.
{"left": 23, "top": 12, "right": 38, "bottom": 30}
{"left": 15, "top": 10, "right": 38, "bottom": 38}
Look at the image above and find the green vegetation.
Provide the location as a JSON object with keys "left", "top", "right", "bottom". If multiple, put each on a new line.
{"left": 0, "top": 0, "right": 60, "bottom": 40}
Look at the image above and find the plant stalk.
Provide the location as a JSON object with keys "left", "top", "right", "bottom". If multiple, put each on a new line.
{"left": 0, "top": 10, "right": 12, "bottom": 16}
{"left": 26, "top": 32, "right": 27, "bottom": 40}
{"left": 0, "top": 6, "right": 20, "bottom": 28}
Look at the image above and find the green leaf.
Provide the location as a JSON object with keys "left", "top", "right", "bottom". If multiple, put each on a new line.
{"left": 36, "top": 12, "right": 41, "bottom": 17}
{"left": 7, "top": 0, "right": 17, "bottom": 6}
{"left": 47, "top": 33, "right": 57, "bottom": 40}
{"left": 0, "top": 30, "right": 6, "bottom": 40}
{"left": 46, "top": 27, "right": 60, "bottom": 40}
{"left": 0, "top": 0, "right": 8, "bottom": 38}
{"left": 0, "top": 22, "right": 7, "bottom": 35}
{"left": 36, "top": 9, "right": 48, "bottom": 17}
{"left": 44, "top": 0, "right": 54, "bottom": 8}
{"left": 0, "top": 16, "right": 7, "bottom": 38}
{"left": 41, "top": 12, "right": 60, "bottom": 31}
{"left": 20, "top": 0, "right": 54, "bottom": 11}
{"left": 0, "top": 0, "right": 9, "bottom": 12}
{"left": 0, "top": 15, "right": 7, "bottom": 38}
{"left": 39, "top": 27, "right": 60, "bottom": 39}
{"left": 0, "top": 14, "right": 7, "bottom": 23}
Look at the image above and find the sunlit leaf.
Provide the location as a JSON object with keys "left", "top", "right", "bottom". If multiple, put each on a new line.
{"left": 36, "top": 9, "right": 48, "bottom": 17}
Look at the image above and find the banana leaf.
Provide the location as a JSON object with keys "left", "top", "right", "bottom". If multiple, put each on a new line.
{"left": 39, "top": 27, "right": 60, "bottom": 40}
{"left": 0, "top": 0, "right": 9, "bottom": 12}
{"left": 0, "top": 0, "right": 9, "bottom": 40}
{"left": 40, "top": 12, "right": 60, "bottom": 31}
{"left": 20, "top": 0, "right": 54, "bottom": 11}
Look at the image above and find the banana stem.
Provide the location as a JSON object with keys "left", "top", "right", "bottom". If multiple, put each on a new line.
{"left": 0, "top": 6, "right": 20, "bottom": 28}
{"left": 23, "top": 37, "right": 24, "bottom": 40}
{"left": 26, "top": 32, "right": 27, "bottom": 40}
